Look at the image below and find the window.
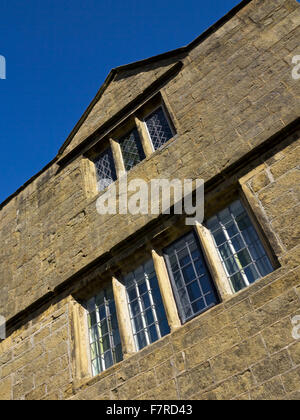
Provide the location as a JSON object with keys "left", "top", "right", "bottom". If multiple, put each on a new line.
{"left": 145, "top": 106, "right": 174, "bottom": 151}
{"left": 206, "top": 200, "right": 274, "bottom": 293}
{"left": 164, "top": 231, "right": 219, "bottom": 323}
{"left": 124, "top": 260, "right": 170, "bottom": 351}
{"left": 86, "top": 287, "right": 123, "bottom": 376}
{"left": 119, "top": 128, "right": 146, "bottom": 171}
{"left": 94, "top": 148, "right": 117, "bottom": 192}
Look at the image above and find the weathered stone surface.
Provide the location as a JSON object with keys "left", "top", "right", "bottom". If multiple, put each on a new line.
{"left": 0, "top": 0, "right": 299, "bottom": 401}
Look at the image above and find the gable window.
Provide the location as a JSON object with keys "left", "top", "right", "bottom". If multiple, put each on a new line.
{"left": 164, "top": 231, "right": 219, "bottom": 323}
{"left": 124, "top": 260, "right": 170, "bottom": 351}
{"left": 86, "top": 286, "right": 123, "bottom": 376}
{"left": 206, "top": 200, "right": 274, "bottom": 293}
{"left": 119, "top": 128, "right": 146, "bottom": 171}
{"left": 144, "top": 106, "right": 174, "bottom": 151}
{"left": 94, "top": 147, "right": 117, "bottom": 192}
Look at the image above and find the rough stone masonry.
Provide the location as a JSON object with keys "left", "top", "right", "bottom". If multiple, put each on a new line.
{"left": 0, "top": 0, "right": 300, "bottom": 400}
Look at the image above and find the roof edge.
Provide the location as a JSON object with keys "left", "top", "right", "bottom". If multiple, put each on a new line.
{"left": 58, "top": 0, "right": 252, "bottom": 156}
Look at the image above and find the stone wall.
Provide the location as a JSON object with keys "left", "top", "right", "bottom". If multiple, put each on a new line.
{"left": 0, "top": 0, "right": 300, "bottom": 400}
{"left": 0, "top": 0, "right": 299, "bottom": 322}
{"left": 0, "top": 126, "right": 299, "bottom": 401}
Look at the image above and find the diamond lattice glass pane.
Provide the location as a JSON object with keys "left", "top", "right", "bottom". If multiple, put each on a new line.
{"left": 145, "top": 107, "right": 173, "bottom": 150}
{"left": 207, "top": 200, "right": 274, "bottom": 292}
{"left": 94, "top": 148, "right": 117, "bottom": 191}
{"left": 120, "top": 129, "right": 145, "bottom": 171}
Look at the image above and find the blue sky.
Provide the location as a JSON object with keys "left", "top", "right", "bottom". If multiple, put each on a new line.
{"left": 0, "top": 0, "right": 241, "bottom": 203}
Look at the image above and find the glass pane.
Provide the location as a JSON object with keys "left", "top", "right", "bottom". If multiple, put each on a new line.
{"left": 219, "top": 242, "right": 232, "bottom": 260}
{"left": 205, "top": 292, "right": 218, "bottom": 307}
{"left": 87, "top": 286, "right": 123, "bottom": 376}
{"left": 115, "top": 344, "right": 123, "bottom": 363}
{"left": 164, "top": 232, "right": 218, "bottom": 322}
{"left": 155, "top": 304, "right": 167, "bottom": 323}
{"left": 224, "top": 256, "right": 239, "bottom": 276}
{"left": 201, "top": 275, "right": 214, "bottom": 295}
{"left": 177, "top": 248, "right": 190, "bottom": 266}
{"left": 92, "top": 359, "right": 100, "bottom": 377}
{"left": 244, "top": 264, "right": 260, "bottom": 284}
{"left": 207, "top": 200, "right": 274, "bottom": 290}
{"left": 104, "top": 351, "right": 113, "bottom": 369}
{"left": 256, "top": 256, "right": 273, "bottom": 277}
{"left": 113, "top": 329, "right": 121, "bottom": 346}
{"left": 125, "top": 260, "right": 170, "bottom": 351}
{"left": 182, "top": 264, "right": 196, "bottom": 284}
{"left": 101, "top": 335, "right": 111, "bottom": 353}
{"left": 136, "top": 331, "right": 147, "bottom": 350}
{"left": 145, "top": 107, "right": 173, "bottom": 150}
{"left": 187, "top": 281, "right": 201, "bottom": 302}
{"left": 230, "top": 272, "right": 246, "bottom": 292}
{"left": 130, "top": 299, "right": 140, "bottom": 317}
{"left": 142, "top": 293, "right": 151, "bottom": 310}
{"left": 231, "top": 235, "right": 244, "bottom": 252}
{"left": 173, "top": 271, "right": 184, "bottom": 289}
{"left": 120, "top": 128, "right": 145, "bottom": 171}
{"left": 127, "top": 287, "right": 137, "bottom": 302}
{"left": 159, "top": 319, "right": 171, "bottom": 337}
{"left": 225, "top": 221, "right": 238, "bottom": 238}
{"left": 237, "top": 249, "right": 252, "bottom": 267}
{"left": 151, "top": 287, "right": 163, "bottom": 307}
{"left": 94, "top": 148, "right": 117, "bottom": 192}
{"left": 194, "top": 259, "right": 206, "bottom": 277}
{"left": 214, "top": 229, "right": 226, "bottom": 246}
{"left": 98, "top": 305, "right": 106, "bottom": 321}
{"left": 149, "top": 325, "right": 158, "bottom": 343}
{"left": 89, "top": 312, "right": 97, "bottom": 327}
{"left": 192, "top": 298, "right": 205, "bottom": 314}
{"left": 138, "top": 282, "right": 148, "bottom": 296}
{"left": 99, "top": 320, "right": 108, "bottom": 336}
{"left": 89, "top": 325, "right": 98, "bottom": 344}
{"left": 132, "top": 314, "right": 144, "bottom": 332}
{"left": 145, "top": 308, "right": 155, "bottom": 325}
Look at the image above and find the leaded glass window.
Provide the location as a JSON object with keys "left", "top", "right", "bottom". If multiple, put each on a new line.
{"left": 119, "top": 128, "right": 145, "bottom": 171}
{"left": 87, "top": 287, "right": 123, "bottom": 376}
{"left": 125, "top": 260, "right": 170, "bottom": 351}
{"left": 145, "top": 107, "right": 174, "bottom": 151}
{"left": 94, "top": 148, "right": 117, "bottom": 192}
{"left": 207, "top": 200, "right": 274, "bottom": 293}
{"left": 164, "top": 231, "right": 219, "bottom": 323}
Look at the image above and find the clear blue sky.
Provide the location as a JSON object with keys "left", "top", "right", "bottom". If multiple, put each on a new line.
{"left": 0, "top": 0, "right": 241, "bottom": 203}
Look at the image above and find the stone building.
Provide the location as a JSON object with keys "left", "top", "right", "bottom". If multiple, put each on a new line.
{"left": 0, "top": 0, "right": 300, "bottom": 401}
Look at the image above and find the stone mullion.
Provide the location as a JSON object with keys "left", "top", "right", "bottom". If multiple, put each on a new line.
{"left": 109, "top": 138, "right": 126, "bottom": 178}
{"left": 70, "top": 298, "right": 91, "bottom": 384}
{"left": 112, "top": 276, "right": 136, "bottom": 358}
{"left": 151, "top": 249, "right": 181, "bottom": 333}
{"left": 195, "top": 222, "right": 233, "bottom": 301}
{"left": 134, "top": 116, "right": 154, "bottom": 158}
